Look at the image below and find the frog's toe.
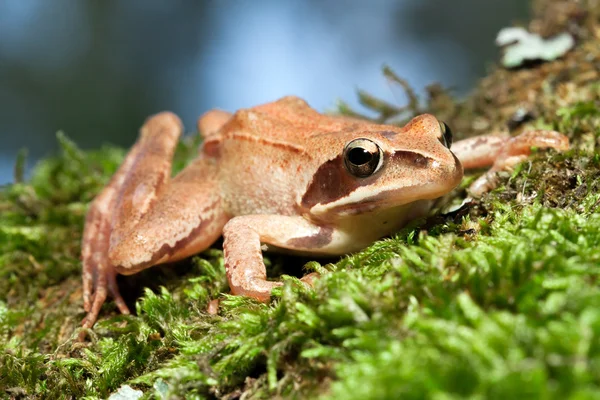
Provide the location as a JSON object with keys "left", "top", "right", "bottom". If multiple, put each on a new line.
{"left": 81, "top": 262, "right": 130, "bottom": 334}
{"left": 109, "top": 274, "right": 130, "bottom": 315}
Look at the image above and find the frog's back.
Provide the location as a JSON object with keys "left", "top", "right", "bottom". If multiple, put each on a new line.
{"left": 203, "top": 97, "right": 352, "bottom": 217}
{"left": 229, "top": 96, "right": 354, "bottom": 142}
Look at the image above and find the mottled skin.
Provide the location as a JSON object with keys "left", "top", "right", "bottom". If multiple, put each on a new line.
{"left": 81, "top": 96, "right": 569, "bottom": 332}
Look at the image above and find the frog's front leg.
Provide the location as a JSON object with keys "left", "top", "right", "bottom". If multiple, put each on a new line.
{"left": 452, "top": 130, "right": 569, "bottom": 196}
{"left": 223, "top": 215, "right": 332, "bottom": 301}
{"left": 82, "top": 112, "right": 228, "bottom": 331}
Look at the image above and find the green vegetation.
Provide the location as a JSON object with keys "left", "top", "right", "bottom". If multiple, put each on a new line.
{"left": 2, "top": 102, "right": 600, "bottom": 399}
{"left": 2, "top": 1, "right": 600, "bottom": 398}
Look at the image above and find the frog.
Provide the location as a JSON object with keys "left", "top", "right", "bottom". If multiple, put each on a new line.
{"left": 81, "top": 96, "right": 569, "bottom": 331}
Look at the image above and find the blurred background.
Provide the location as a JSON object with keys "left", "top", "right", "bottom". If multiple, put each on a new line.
{"left": 0, "top": 0, "right": 530, "bottom": 184}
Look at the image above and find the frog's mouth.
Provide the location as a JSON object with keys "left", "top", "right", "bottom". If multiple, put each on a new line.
{"left": 321, "top": 180, "right": 461, "bottom": 216}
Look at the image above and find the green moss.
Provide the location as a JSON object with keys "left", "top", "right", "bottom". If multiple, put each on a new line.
{"left": 327, "top": 201, "right": 600, "bottom": 399}
{"left": 2, "top": 103, "right": 600, "bottom": 398}
{"left": 2, "top": 1, "right": 600, "bottom": 397}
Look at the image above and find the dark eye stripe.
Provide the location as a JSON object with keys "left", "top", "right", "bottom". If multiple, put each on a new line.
{"left": 391, "top": 151, "right": 432, "bottom": 168}
{"left": 300, "top": 150, "right": 432, "bottom": 210}
{"left": 301, "top": 155, "right": 366, "bottom": 209}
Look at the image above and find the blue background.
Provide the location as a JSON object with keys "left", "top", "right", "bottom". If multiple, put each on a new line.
{"left": 0, "top": 0, "right": 529, "bottom": 184}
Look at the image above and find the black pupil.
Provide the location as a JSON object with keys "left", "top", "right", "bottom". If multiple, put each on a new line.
{"left": 348, "top": 147, "right": 373, "bottom": 165}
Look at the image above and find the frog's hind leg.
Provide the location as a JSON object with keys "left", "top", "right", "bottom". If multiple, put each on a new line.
{"left": 197, "top": 109, "right": 233, "bottom": 138}
{"left": 108, "top": 157, "right": 228, "bottom": 274}
{"left": 82, "top": 143, "right": 145, "bottom": 320}
{"left": 82, "top": 112, "right": 183, "bottom": 331}
{"left": 81, "top": 112, "right": 227, "bottom": 332}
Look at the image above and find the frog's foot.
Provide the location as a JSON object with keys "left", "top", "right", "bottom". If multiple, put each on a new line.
{"left": 82, "top": 259, "right": 130, "bottom": 331}
{"left": 81, "top": 196, "right": 131, "bottom": 338}
{"left": 464, "top": 130, "right": 569, "bottom": 196}
{"left": 81, "top": 191, "right": 132, "bottom": 336}
{"left": 223, "top": 216, "right": 332, "bottom": 301}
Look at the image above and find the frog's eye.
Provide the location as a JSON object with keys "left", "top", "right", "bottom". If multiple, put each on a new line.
{"left": 343, "top": 138, "right": 383, "bottom": 178}
{"left": 439, "top": 121, "right": 453, "bottom": 149}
